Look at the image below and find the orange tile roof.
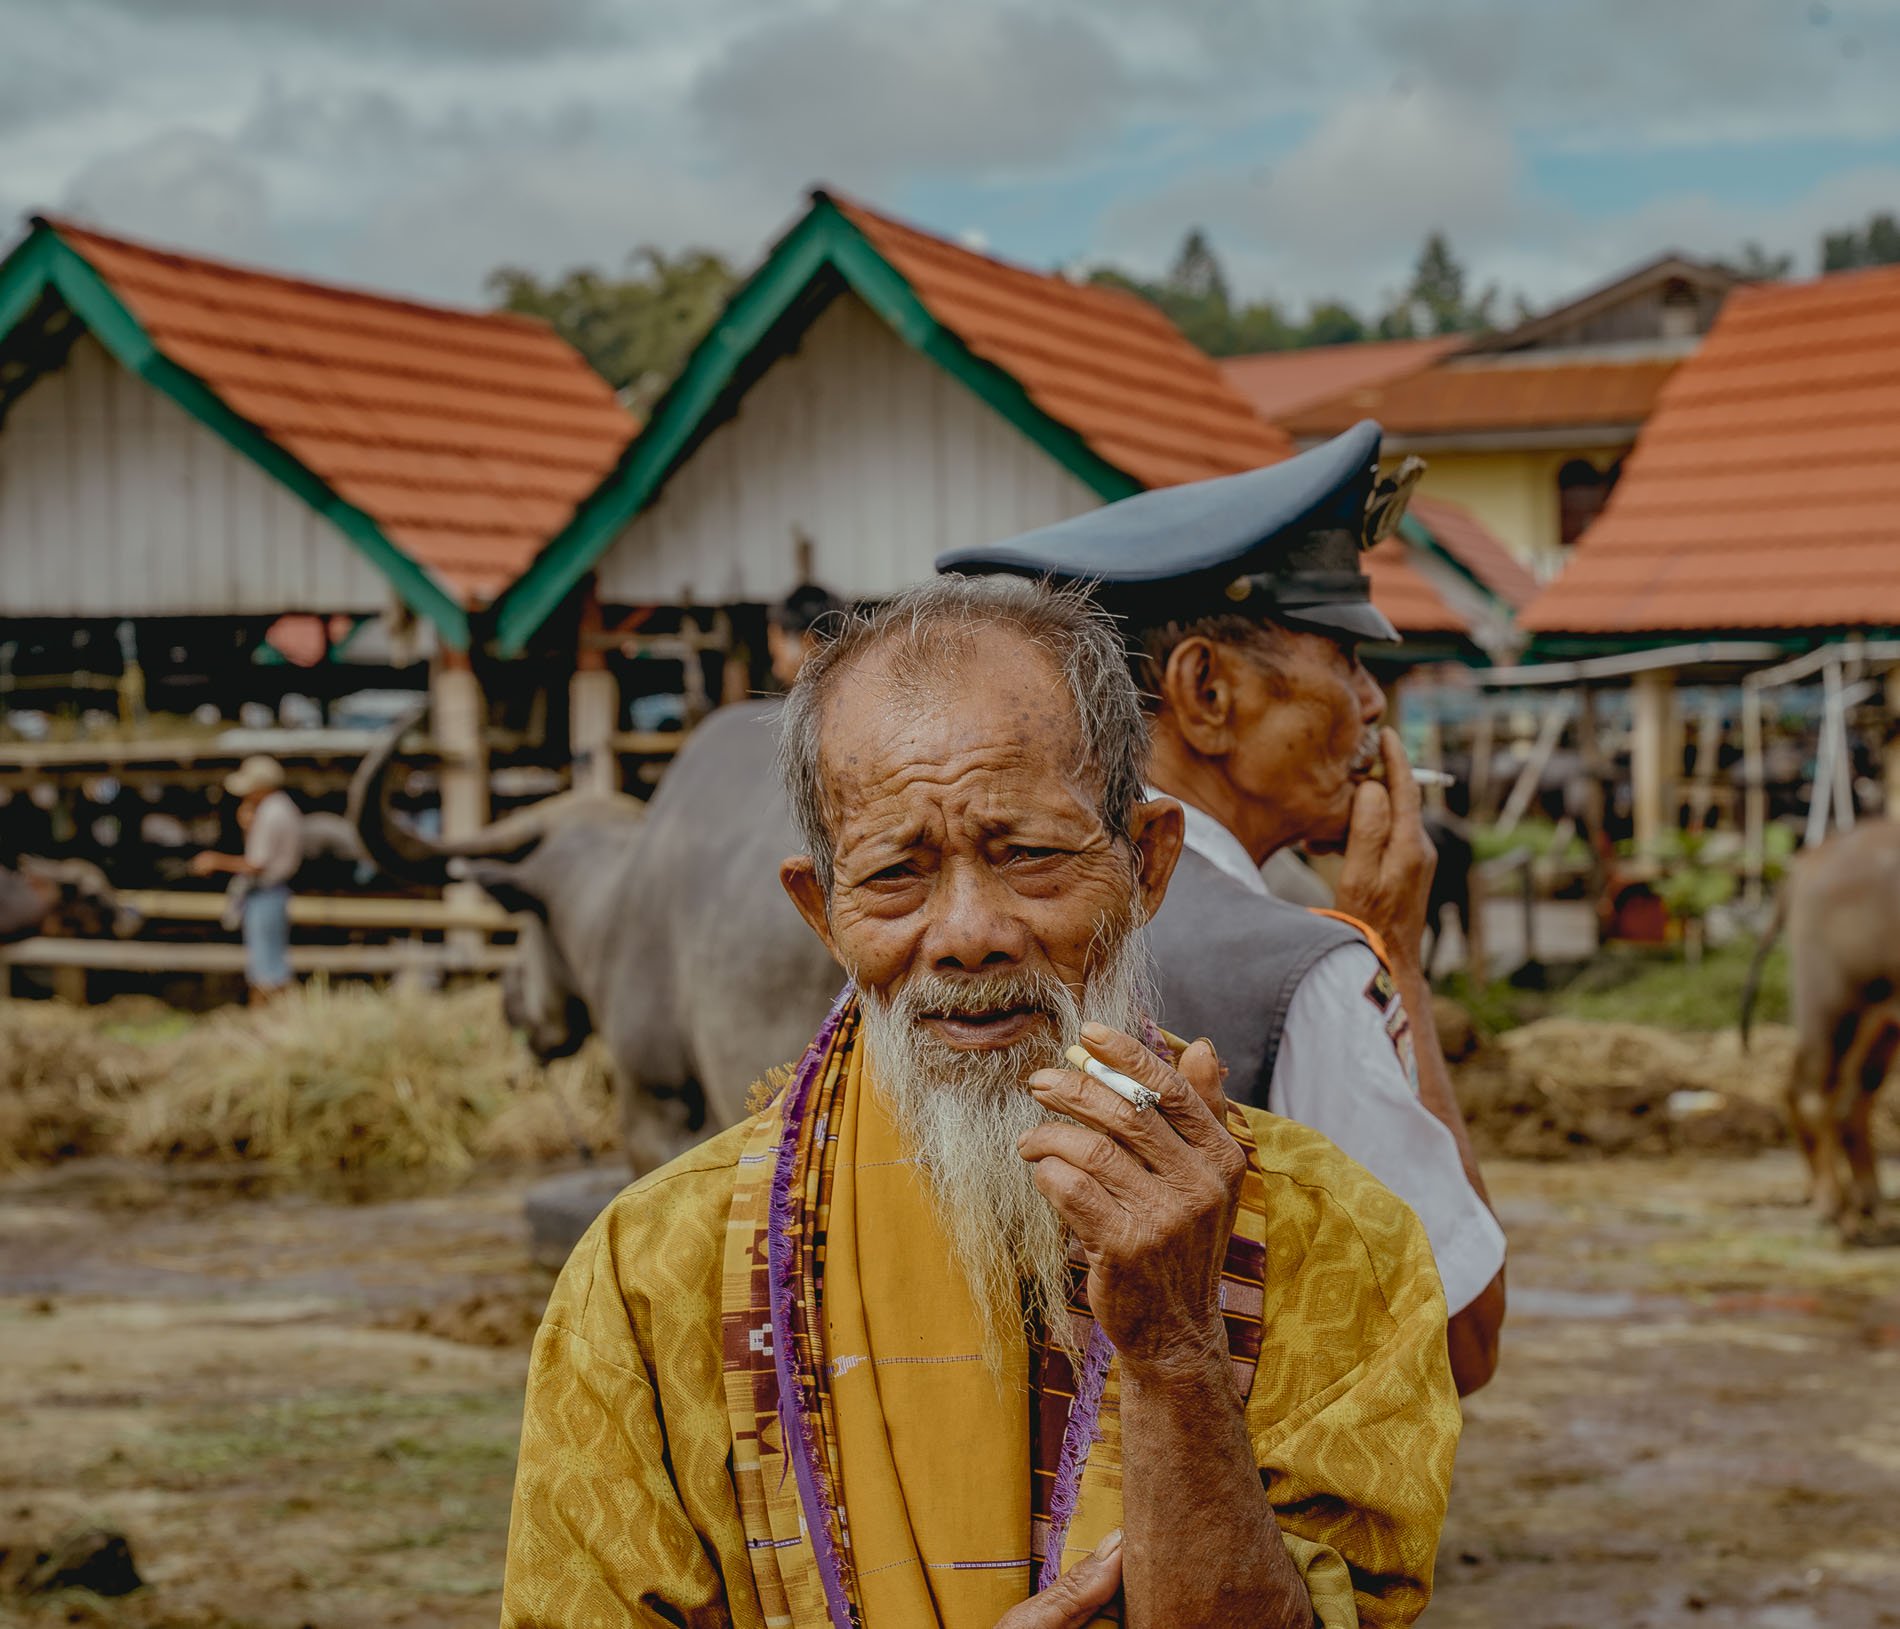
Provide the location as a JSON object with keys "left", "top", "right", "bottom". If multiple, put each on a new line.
{"left": 1220, "top": 338, "right": 1462, "bottom": 428}
{"left": 1283, "top": 355, "right": 1680, "bottom": 441}
{"left": 1523, "top": 263, "right": 1900, "bottom": 635}
{"left": 832, "top": 196, "right": 1290, "bottom": 487}
{"left": 45, "top": 216, "right": 636, "bottom": 606}
{"left": 1411, "top": 493, "right": 1540, "bottom": 611}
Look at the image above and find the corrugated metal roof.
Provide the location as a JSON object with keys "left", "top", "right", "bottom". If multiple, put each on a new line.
{"left": 834, "top": 197, "right": 1291, "bottom": 487}
{"left": 1523, "top": 263, "right": 1900, "bottom": 635}
{"left": 1220, "top": 337, "right": 1462, "bottom": 427}
{"left": 46, "top": 217, "right": 637, "bottom": 606}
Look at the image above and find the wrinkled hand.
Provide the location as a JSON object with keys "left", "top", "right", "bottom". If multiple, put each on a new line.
{"left": 992, "top": 1532, "right": 1122, "bottom": 1629}
{"left": 1018, "top": 1025, "right": 1245, "bottom": 1380}
{"left": 1334, "top": 727, "right": 1437, "bottom": 972}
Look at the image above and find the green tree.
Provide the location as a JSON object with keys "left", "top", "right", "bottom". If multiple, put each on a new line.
{"left": 1398, "top": 231, "right": 1497, "bottom": 336}
{"left": 1296, "top": 301, "right": 1367, "bottom": 347}
{"left": 487, "top": 247, "right": 738, "bottom": 410}
{"left": 1822, "top": 211, "right": 1900, "bottom": 271}
{"left": 1718, "top": 240, "right": 1795, "bottom": 281}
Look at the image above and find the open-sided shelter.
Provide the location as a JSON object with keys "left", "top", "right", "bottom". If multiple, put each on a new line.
{"left": 493, "top": 189, "right": 1528, "bottom": 704}
{"left": 0, "top": 215, "right": 635, "bottom": 855}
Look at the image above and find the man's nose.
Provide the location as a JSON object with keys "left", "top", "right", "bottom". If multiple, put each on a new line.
{"left": 1355, "top": 662, "right": 1387, "bottom": 725}
{"left": 925, "top": 859, "right": 1029, "bottom": 973}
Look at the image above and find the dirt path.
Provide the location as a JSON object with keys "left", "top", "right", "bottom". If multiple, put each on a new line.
{"left": 1439, "top": 1153, "right": 1900, "bottom": 1629}
{"left": 2, "top": 1152, "right": 1897, "bottom": 1627}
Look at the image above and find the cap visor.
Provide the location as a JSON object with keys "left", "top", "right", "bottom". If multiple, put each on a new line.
{"left": 1279, "top": 601, "right": 1402, "bottom": 645}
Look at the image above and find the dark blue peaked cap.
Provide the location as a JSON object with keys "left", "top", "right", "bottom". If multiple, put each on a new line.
{"left": 937, "top": 419, "right": 1414, "bottom": 644}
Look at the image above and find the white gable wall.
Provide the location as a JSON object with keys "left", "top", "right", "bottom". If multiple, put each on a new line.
{"left": 0, "top": 334, "right": 392, "bottom": 617}
{"left": 596, "top": 293, "right": 1102, "bottom": 605}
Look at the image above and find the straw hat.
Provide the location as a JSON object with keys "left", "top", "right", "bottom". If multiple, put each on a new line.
{"left": 224, "top": 755, "right": 285, "bottom": 797}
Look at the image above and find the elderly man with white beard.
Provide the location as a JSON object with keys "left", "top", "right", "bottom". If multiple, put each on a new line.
{"left": 501, "top": 577, "right": 1461, "bottom": 1629}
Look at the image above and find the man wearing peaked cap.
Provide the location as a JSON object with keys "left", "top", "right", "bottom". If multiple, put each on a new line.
{"left": 939, "top": 420, "right": 1507, "bottom": 1396}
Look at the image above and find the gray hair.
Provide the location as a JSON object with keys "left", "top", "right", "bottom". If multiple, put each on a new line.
{"left": 778, "top": 575, "right": 1149, "bottom": 894}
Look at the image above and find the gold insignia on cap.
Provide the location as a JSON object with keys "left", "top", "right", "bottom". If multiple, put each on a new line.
{"left": 1224, "top": 577, "right": 1253, "bottom": 602}
{"left": 1362, "top": 455, "right": 1428, "bottom": 548}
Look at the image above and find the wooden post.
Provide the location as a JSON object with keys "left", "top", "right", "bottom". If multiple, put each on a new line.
{"left": 570, "top": 669, "right": 620, "bottom": 797}
{"left": 1885, "top": 666, "right": 1900, "bottom": 819}
{"left": 570, "top": 588, "right": 619, "bottom": 799}
{"left": 431, "top": 650, "right": 489, "bottom": 962}
{"left": 1469, "top": 707, "right": 1496, "bottom": 823}
{"left": 1742, "top": 682, "right": 1766, "bottom": 904}
{"left": 1631, "top": 668, "right": 1676, "bottom": 857}
{"left": 430, "top": 651, "right": 488, "bottom": 839}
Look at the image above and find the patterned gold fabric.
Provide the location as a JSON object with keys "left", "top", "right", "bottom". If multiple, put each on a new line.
{"left": 503, "top": 1062, "right": 1461, "bottom": 1629}
{"left": 716, "top": 1000, "right": 1276, "bottom": 1628}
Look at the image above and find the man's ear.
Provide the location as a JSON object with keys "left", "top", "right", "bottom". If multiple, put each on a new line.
{"left": 780, "top": 855, "right": 837, "bottom": 956}
{"left": 1127, "top": 796, "right": 1185, "bottom": 923}
{"left": 1159, "top": 637, "right": 1239, "bottom": 755}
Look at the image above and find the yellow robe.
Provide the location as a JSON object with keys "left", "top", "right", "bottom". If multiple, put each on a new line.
{"left": 502, "top": 1105, "right": 1461, "bottom": 1629}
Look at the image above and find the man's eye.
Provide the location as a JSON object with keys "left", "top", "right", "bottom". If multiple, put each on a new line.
{"left": 867, "top": 861, "right": 916, "bottom": 884}
{"left": 1009, "top": 846, "right": 1065, "bottom": 864}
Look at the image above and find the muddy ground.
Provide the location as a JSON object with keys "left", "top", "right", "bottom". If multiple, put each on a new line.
{"left": 2, "top": 1152, "right": 1897, "bottom": 1629}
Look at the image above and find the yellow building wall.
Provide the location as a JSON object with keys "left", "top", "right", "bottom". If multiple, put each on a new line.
{"left": 1386, "top": 446, "right": 1626, "bottom": 580}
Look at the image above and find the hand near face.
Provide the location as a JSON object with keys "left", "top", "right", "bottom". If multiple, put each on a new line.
{"left": 1018, "top": 1025, "right": 1246, "bottom": 1379}
{"left": 1334, "top": 727, "right": 1437, "bottom": 971}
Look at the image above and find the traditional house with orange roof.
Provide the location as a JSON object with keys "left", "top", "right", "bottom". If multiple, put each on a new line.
{"left": 494, "top": 189, "right": 1530, "bottom": 688}
{"left": 1271, "top": 255, "right": 1736, "bottom": 580}
{"left": 0, "top": 215, "right": 635, "bottom": 854}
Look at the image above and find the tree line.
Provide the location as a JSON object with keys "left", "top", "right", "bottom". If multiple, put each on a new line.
{"left": 488, "top": 209, "right": 1900, "bottom": 403}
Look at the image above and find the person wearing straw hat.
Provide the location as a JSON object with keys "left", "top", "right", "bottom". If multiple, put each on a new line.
{"left": 191, "top": 755, "right": 303, "bottom": 999}
{"left": 939, "top": 420, "right": 1506, "bottom": 1397}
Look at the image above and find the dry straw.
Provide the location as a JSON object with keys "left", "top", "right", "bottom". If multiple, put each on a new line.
{"left": 1, "top": 982, "right": 616, "bottom": 1175}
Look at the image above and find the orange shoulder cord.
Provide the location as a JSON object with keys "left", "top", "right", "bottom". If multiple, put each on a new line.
{"left": 1306, "top": 907, "right": 1393, "bottom": 971}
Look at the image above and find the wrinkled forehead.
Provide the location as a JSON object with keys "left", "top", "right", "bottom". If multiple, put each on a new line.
{"left": 815, "top": 627, "right": 1092, "bottom": 809}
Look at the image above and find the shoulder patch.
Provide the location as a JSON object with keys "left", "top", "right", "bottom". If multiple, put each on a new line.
{"left": 1364, "top": 967, "right": 1398, "bottom": 1012}
{"left": 1364, "top": 968, "right": 1420, "bottom": 1094}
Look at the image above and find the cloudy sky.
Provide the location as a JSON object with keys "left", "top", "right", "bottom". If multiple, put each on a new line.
{"left": 5, "top": 0, "right": 1900, "bottom": 319}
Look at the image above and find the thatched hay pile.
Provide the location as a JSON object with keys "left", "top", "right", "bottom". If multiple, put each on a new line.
{"left": 0, "top": 1002, "right": 154, "bottom": 1167}
{"left": 1455, "top": 1018, "right": 1900, "bottom": 1159}
{"left": 1, "top": 983, "right": 616, "bottom": 1175}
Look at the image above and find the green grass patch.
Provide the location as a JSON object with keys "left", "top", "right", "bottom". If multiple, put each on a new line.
{"left": 1441, "top": 941, "right": 1791, "bottom": 1034}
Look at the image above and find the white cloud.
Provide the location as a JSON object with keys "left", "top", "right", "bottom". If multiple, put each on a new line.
{"left": 61, "top": 130, "right": 275, "bottom": 262}
{"left": 1099, "top": 87, "right": 1546, "bottom": 313}
{"left": 689, "top": 2, "right": 1130, "bottom": 190}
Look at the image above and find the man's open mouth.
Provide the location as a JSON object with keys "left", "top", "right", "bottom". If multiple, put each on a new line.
{"left": 917, "top": 1004, "right": 1047, "bottom": 1048}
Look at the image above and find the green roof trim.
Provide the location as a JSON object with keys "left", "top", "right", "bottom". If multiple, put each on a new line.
{"left": 0, "top": 221, "right": 470, "bottom": 648}
{"left": 1396, "top": 509, "right": 1509, "bottom": 609}
{"left": 492, "top": 192, "right": 1145, "bottom": 655}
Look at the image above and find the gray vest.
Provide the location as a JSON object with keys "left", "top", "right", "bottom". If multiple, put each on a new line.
{"left": 1147, "top": 848, "right": 1362, "bottom": 1108}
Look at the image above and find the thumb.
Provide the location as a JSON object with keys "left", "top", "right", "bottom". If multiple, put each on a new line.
{"left": 1014, "top": 1531, "right": 1123, "bottom": 1628}
{"left": 1179, "top": 1038, "right": 1227, "bottom": 1123}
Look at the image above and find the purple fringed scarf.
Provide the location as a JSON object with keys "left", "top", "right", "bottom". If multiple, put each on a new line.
{"left": 765, "top": 984, "right": 858, "bottom": 1629}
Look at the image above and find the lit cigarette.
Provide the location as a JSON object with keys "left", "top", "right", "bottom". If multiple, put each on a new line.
{"left": 1363, "top": 761, "right": 1456, "bottom": 789}
{"left": 1065, "top": 1044, "right": 1162, "bottom": 1112}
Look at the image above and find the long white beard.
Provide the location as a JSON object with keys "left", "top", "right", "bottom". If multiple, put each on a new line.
{"left": 855, "top": 922, "right": 1155, "bottom": 1372}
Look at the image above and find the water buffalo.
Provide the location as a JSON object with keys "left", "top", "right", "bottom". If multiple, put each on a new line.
{"left": 0, "top": 857, "right": 140, "bottom": 942}
{"left": 350, "top": 700, "right": 842, "bottom": 1175}
{"left": 1742, "top": 820, "right": 1900, "bottom": 1242}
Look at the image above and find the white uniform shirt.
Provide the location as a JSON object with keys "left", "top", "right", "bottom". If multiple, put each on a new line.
{"left": 1161, "top": 793, "right": 1507, "bottom": 1316}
